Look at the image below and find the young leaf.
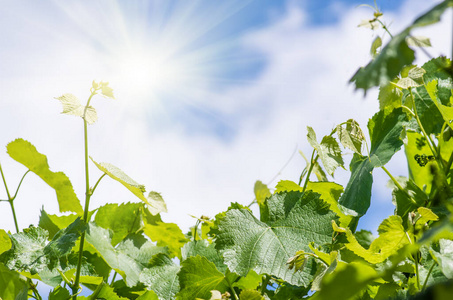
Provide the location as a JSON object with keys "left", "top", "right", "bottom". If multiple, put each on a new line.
{"left": 48, "top": 286, "right": 71, "bottom": 300}
{"left": 55, "top": 93, "right": 98, "bottom": 124}
{"left": 7, "top": 139, "right": 83, "bottom": 214}
{"left": 85, "top": 222, "right": 168, "bottom": 287}
{"left": 39, "top": 209, "right": 79, "bottom": 240}
{"left": 378, "top": 81, "right": 403, "bottom": 110}
{"left": 370, "top": 36, "right": 382, "bottom": 56}
{"left": 344, "top": 215, "right": 410, "bottom": 264}
{"left": 254, "top": 180, "right": 271, "bottom": 207}
{"left": 406, "top": 36, "right": 431, "bottom": 47}
{"left": 336, "top": 119, "right": 364, "bottom": 154}
{"left": 139, "top": 253, "right": 180, "bottom": 300}
{"left": 391, "top": 178, "right": 427, "bottom": 224}
{"left": 239, "top": 289, "right": 265, "bottom": 300}
{"left": 307, "top": 127, "right": 344, "bottom": 176}
{"left": 176, "top": 255, "right": 234, "bottom": 300}
{"left": 232, "top": 270, "right": 262, "bottom": 291}
{"left": 215, "top": 191, "right": 337, "bottom": 286}
{"left": 90, "top": 158, "right": 167, "bottom": 214}
{"left": 426, "top": 79, "right": 453, "bottom": 131}
{"left": 181, "top": 240, "right": 226, "bottom": 273}
{"left": 99, "top": 81, "right": 115, "bottom": 99}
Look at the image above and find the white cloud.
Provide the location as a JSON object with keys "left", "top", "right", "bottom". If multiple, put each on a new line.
{"left": 0, "top": 0, "right": 450, "bottom": 239}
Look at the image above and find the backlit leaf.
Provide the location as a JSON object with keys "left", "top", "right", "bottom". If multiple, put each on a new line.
{"left": 85, "top": 222, "right": 167, "bottom": 287}
{"left": 7, "top": 139, "right": 83, "bottom": 214}
{"left": 55, "top": 93, "right": 98, "bottom": 124}
{"left": 307, "top": 127, "right": 343, "bottom": 176}
{"left": 370, "top": 36, "right": 382, "bottom": 56}
{"left": 239, "top": 289, "right": 265, "bottom": 300}
{"left": 0, "top": 229, "right": 11, "bottom": 255}
{"left": 336, "top": 119, "right": 364, "bottom": 154}
{"left": 216, "top": 191, "right": 337, "bottom": 286}
{"left": 254, "top": 180, "right": 271, "bottom": 207}
{"left": 344, "top": 215, "right": 410, "bottom": 264}
{"left": 431, "top": 239, "right": 453, "bottom": 279}
{"left": 90, "top": 158, "right": 166, "bottom": 214}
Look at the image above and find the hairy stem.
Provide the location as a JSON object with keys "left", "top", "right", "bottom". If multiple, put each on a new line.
{"left": 422, "top": 261, "right": 436, "bottom": 291}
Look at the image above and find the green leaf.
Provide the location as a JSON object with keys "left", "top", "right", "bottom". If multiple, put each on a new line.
{"left": 176, "top": 255, "right": 232, "bottom": 300}
{"left": 39, "top": 209, "right": 79, "bottom": 239}
{"left": 275, "top": 180, "right": 303, "bottom": 193}
{"left": 370, "top": 36, "right": 382, "bottom": 57}
{"left": 1, "top": 219, "right": 84, "bottom": 275}
{"left": 0, "top": 229, "right": 12, "bottom": 255}
{"left": 232, "top": 270, "right": 262, "bottom": 291}
{"left": 310, "top": 262, "right": 378, "bottom": 300}
{"left": 0, "top": 263, "right": 28, "bottom": 300}
{"left": 307, "top": 127, "right": 344, "bottom": 176}
{"left": 350, "top": 0, "right": 453, "bottom": 91}
{"left": 139, "top": 253, "right": 180, "bottom": 300}
{"left": 254, "top": 180, "right": 271, "bottom": 208}
{"left": 6, "top": 139, "right": 83, "bottom": 214}
{"left": 239, "top": 289, "right": 265, "bottom": 300}
{"left": 412, "top": 84, "right": 445, "bottom": 135}
{"left": 422, "top": 57, "right": 452, "bottom": 82}
{"left": 426, "top": 79, "right": 453, "bottom": 131}
{"left": 338, "top": 154, "right": 374, "bottom": 217}
{"left": 215, "top": 191, "right": 337, "bottom": 286}
{"left": 378, "top": 81, "right": 403, "bottom": 110}
{"left": 391, "top": 178, "right": 427, "bottom": 224}
{"left": 305, "top": 181, "right": 353, "bottom": 227}
{"left": 48, "top": 286, "right": 71, "bottom": 300}
{"left": 55, "top": 93, "right": 98, "bottom": 124}
{"left": 344, "top": 215, "right": 410, "bottom": 264}
{"left": 431, "top": 239, "right": 453, "bottom": 279}
{"left": 404, "top": 131, "right": 435, "bottom": 192}
{"left": 87, "top": 283, "right": 128, "bottom": 300}
{"left": 336, "top": 119, "right": 364, "bottom": 154}
{"left": 90, "top": 158, "right": 167, "bottom": 214}
{"left": 94, "top": 202, "right": 143, "bottom": 246}
{"left": 142, "top": 208, "right": 189, "bottom": 258}
{"left": 181, "top": 240, "right": 226, "bottom": 273}
{"left": 85, "top": 222, "right": 167, "bottom": 287}
{"left": 136, "top": 291, "right": 159, "bottom": 300}
{"left": 368, "top": 107, "right": 408, "bottom": 167}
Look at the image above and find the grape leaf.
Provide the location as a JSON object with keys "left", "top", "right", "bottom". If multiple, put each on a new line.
{"left": 254, "top": 180, "right": 271, "bottom": 208}
{"left": 0, "top": 230, "right": 11, "bottom": 255}
{"left": 0, "top": 263, "right": 28, "bottom": 300}
{"left": 90, "top": 158, "right": 167, "bottom": 214}
{"left": 411, "top": 85, "right": 444, "bottom": 135}
{"left": 7, "top": 139, "right": 83, "bottom": 214}
{"left": 350, "top": 0, "right": 453, "bottom": 91}
{"left": 139, "top": 253, "right": 180, "bottom": 300}
{"left": 215, "top": 191, "right": 337, "bottom": 286}
{"left": 85, "top": 222, "right": 167, "bottom": 287}
{"left": 343, "top": 215, "right": 410, "bottom": 264}
{"left": 94, "top": 202, "right": 142, "bottom": 246}
{"left": 307, "top": 127, "right": 344, "bottom": 176}
{"left": 181, "top": 240, "right": 226, "bottom": 274}
{"left": 406, "top": 36, "right": 431, "bottom": 47}
{"left": 39, "top": 209, "right": 79, "bottom": 239}
{"left": 431, "top": 239, "right": 453, "bottom": 279}
{"left": 142, "top": 207, "right": 189, "bottom": 258}
{"left": 368, "top": 107, "right": 408, "bottom": 167}
{"left": 99, "top": 81, "right": 115, "bottom": 99}
{"left": 378, "top": 81, "right": 403, "bottom": 110}
{"left": 390, "top": 178, "right": 427, "bottom": 225}
{"left": 336, "top": 119, "right": 364, "bottom": 154}
{"left": 48, "top": 286, "right": 71, "bottom": 300}
{"left": 338, "top": 154, "right": 374, "bottom": 217}
{"left": 239, "top": 289, "right": 265, "bottom": 300}
{"left": 426, "top": 79, "right": 453, "bottom": 131}
{"left": 176, "top": 255, "right": 234, "bottom": 300}
{"left": 310, "top": 262, "right": 378, "bottom": 300}
{"left": 55, "top": 93, "right": 98, "bottom": 124}
{"left": 232, "top": 270, "right": 262, "bottom": 291}
{"left": 404, "top": 131, "right": 434, "bottom": 192}
{"left": 370, "top": 36, "right": 382, "bottom": 57}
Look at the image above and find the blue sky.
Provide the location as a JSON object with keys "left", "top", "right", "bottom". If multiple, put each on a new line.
{"left": 0, "top": 0, "right": 449, "bottom": 240}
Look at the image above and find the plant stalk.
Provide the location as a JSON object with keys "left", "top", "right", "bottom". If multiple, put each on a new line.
{"left": 302, "top": 151, "right": 318, "bottom": 192}
{"left": 72, "top": 92, "right": 96, "bottom": 299}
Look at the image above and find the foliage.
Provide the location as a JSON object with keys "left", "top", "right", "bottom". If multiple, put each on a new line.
{"left": 1, "top": 1, "right": 453, "bottom": 299}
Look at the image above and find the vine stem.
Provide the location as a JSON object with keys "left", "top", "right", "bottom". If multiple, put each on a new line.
{"left": 72, "top": 91, "right": 96, "bottom": 299}
{"left": 225, "top": 273, "right": 239, "bottom": 300}
{"left": 422, "top": 261, "right": 436, "bottom": 291}
{"left": 381, "top": 166, "right": 418, "bottom": 206}
{"left": 0, "top": 162, "right": 20, "bottom": 233}
{"left": 302, "top": 151, "right": 318, "bottom": 192}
